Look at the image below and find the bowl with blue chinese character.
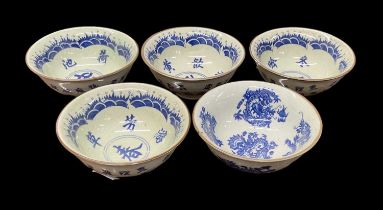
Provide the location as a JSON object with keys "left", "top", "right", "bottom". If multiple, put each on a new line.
{"left": 56, "top": 83, "right": 190, "bottom": 178}
{"left": 26, "top": 26, "right": 139, "bottom": 96}
{"left": 250, "top": 27, "right": 355, "bottom": 96}
{"left": 193, "top": 81, "right": 322, "bottom": 173}
{"left": 141, "top": 27, "right": 245, "bottom": 100}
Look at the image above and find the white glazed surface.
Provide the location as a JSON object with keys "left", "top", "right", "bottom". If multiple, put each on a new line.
{"left": 258, "top": 67, "right": 340, "bottom": 96}
{"left": 193, "top": 81, "right": 322, "bottom": 173}
{"left": 153, "top": 44, "right": 232, "bottom": 78}
{"left": 26, "top": 27, "right": 139, "bottom": 96}
{"left": 34, "top": 45, "right": 127, "bottom": 80}
{"left": 142, "top": 27, "right": 245, "bottom": 99}
{"left": 250, "top": 27, "right": 355, "bottom": 95}
{"left": 56, "top": 83, "right": 190, "bottom": 177}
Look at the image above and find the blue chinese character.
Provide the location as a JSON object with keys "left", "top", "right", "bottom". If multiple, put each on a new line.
{"left": 154, "top": 128, "right": 168, "bottom": 143}
{"left": 101, "top": 169, "right": 112, "bottom": 175}
{"left": 86, "top": 131, "right": 102, "bottom": 148}
{"left": 62, "top": 58, "right": 77, "bottom": 69}
{"left": 119, "top": 171, "right": 130, "bottom": 176}
{"left": 98, "top": 50, "right": 109, "bottom": 63}
{"left": 296, "top": 56, "right": 309, "bottom": 67}
{"left": 163, "top": 59, "right": 174, "bottom": 73}
{"left": 123, "top": 114, "right": 137, "bottom": 131}
{"left": 268, "top": 57, "right": 277, "bottom": 69}
{"left": 192, "top": 58, "right": 204, "bottom": 69}
{"left": 113, "top": 144, "right": 143, "bottom": 161}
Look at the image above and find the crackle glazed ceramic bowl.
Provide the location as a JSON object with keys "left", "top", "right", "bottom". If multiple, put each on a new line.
{"left": 56, "top": 83, "right": 190, "bottom": 178}
{"left": 26, "top": 27, "right": 139, "bottom": 96}
{"left": 250, "top": 27, "right": 355, "bottom": 96}
{"left": 193, "top": 81, "right": 322, "bottom": 173}
{"left": 141, "top": 27, "right": 245, "bottom": 100}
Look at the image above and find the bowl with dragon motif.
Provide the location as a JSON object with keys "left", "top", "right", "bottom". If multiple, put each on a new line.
{"left": 141, "top": 27, "right": 245, "bottom": 100}
{"left": 56, "top": 83, "right": 190, "bottom": 178}
{"left": 250, "top": 27, "right": 355, "bottom": 96}
{"left": 193, "top": 81, "right": 322, "bottom": 173}
{"left": 26, "top": 26, "right": 139, "bottom": 96}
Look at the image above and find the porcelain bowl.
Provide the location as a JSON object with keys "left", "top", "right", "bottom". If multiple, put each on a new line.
{"left": 193, "top": 81, "right": 322, "bottom": 173}
{"left": 250, "top": 27, "right": 355, "bottom": 96}
{"left": 141, "top": 27, "right": 245, "bottom": 100}
{"left": 26, "top": 27, "right": 139, "bottom": 96}
{"left": 56, "top": 83, "right": 190, "bottom": 178}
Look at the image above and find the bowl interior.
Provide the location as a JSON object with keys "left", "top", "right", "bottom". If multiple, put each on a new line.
{"left": 26, "top": 27, "right": 138, "bottom": 80}
{"left": 57, "top": 83, "right": 189, "bottom": 163}
{"left": 143, "top": 27, "right": 244, "bottom": 79}
{"left": 251, "top": 28, "right": 354, "bottom": 80}
{"left": 193, "top": 81, "right": 322, "bottom": 160}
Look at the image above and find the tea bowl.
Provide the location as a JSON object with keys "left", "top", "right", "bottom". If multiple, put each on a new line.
{"left": 56, "top": 83, "right": 190, "bottom": 178}
{"left": 141, "top": 27, "right": 245, "bottom": 100}
{"left": 193, "top": 81, "right": 322, "bottom": 173}
{"left": 250, "top": 27, "right": 355, "bottom": 96}
{"left": 26, "top": 26, "right": 139, "bottom": 96}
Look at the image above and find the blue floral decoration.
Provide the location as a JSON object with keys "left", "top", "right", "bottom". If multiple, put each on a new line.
{"left": 154, "top": 34, "right": 186, "bottom": 55}
{"left": 67, "top": 115, "right": 88, "bottom": 147}
{"left": 310, "top": 39, "right": 341, "bottom": 61}
{"left": 185, "top": 33, "right": 222, "bottom": 52}
{"left": 228, "top": 131, "right": 277, "bottom": 159}
{"left": 199, "top": 107, "right": 223, "bottom": 147}
{"left": 284, "top": 113, "right": 311, "bottom": 156}
{"left": 256, "top": 41, "right": 273, "bottom": 57}
{"left": 273, "top": 34, "right": 309, "bottom": 48}
{"left": 234, "top": 88, "right": 288, "bottom": 127}
{"left": 146, "top": 31, "right": 241, "bottom": 64}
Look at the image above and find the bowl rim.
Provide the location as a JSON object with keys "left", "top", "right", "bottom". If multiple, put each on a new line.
{"left": 56, "top": 82, "right": 191, "bottom": 166}
{"left": 192, "top": 80, "right": 323, "bottom": 163}
{"left": 25, "top": 26, "right": 139, "bottom": 82}
{"left": 249, "top": 27, "right": 356, "bottom": 82}
{"left": 141, "top": 26, "right": 246, "bottom": 81}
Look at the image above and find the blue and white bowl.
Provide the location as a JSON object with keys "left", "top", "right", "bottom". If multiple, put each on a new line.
{"left": 250, "top": 27, "right": 356, "bottom": 96}
{"left": 26, "top": 27, "right": 139, "bottom": 96}
{"left": 56, "top": 83, "right": 190, "bottom": 178}
{"left": 193, "top": 81, "right": 322, "bottom": 173}
{"left": 141, "top": 27, "right": 245, "bottom": 100}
